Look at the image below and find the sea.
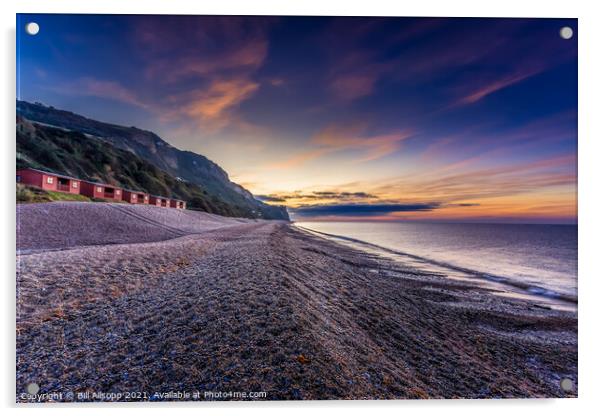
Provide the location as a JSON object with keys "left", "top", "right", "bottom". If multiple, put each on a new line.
{"left": 295, "top": 221, "right": 577, "bottom": 311}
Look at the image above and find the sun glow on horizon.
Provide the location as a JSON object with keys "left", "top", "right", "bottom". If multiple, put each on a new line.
{"left": 17, "top": 15, "right": 577, "bottom": 224}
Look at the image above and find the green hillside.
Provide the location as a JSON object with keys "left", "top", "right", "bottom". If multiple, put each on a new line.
{"left": 17, "top": 100, "right": 289, "bottom": 220}
{"left": 16, "top": 117, "right": 262, "bottom": 217}
{"left": 17, "top": 184, "right": 91, "bottom": 203}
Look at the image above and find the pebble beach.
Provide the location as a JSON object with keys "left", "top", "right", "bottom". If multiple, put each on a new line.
{"left": 16, "top": 202, "right": 578, "bottom": 401}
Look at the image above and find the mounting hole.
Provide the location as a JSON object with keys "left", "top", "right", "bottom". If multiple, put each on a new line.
{"left": 25, "top": 22, "right": 40, "bottom": 36}
{"left": 26, "top": 382, "right": 40, "bottom": 395}
{"left": 559, "top": 26, "right": 573, "bottom": 40}
{"left": 560, "top": 378, "right": 574, "bottom": 392}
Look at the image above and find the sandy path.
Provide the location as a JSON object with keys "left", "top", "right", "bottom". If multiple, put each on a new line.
{"left": 16, "top": 221, "right": 577, "bottom": 401}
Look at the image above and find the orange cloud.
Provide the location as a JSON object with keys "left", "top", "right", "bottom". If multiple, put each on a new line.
{"left": 455, "top": 66, "right": 544, "bottom": 106}
{"left": 373, "top": 154, "right": 576, "bottom": 204}
{"left": 312, "top": 124, "right": 413, "bottom": 161}
{"left": 266, "top": 149, "right": 330, "bottom": 170}
{"left": 129, "top": 16, "right": 273, "bottom": 131}
{"left": 268, "top": 124, "right": 413, "bottom": 170}
{"left": 283, "top": 152, "right": 576, "bottom": 222}
{"left": 180, "top": 79, "right": 259, "bottom": 124}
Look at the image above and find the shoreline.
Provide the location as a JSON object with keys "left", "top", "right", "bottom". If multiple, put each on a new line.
{"left": 16, "top": 205, "right": 577, "bottom": 401}
{"left": 294, "top": 224, "right": 578, "bottom": 311}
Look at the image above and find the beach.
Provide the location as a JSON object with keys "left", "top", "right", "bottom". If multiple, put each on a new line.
{"left": 16, "top": 203, "right": 577, "bottom": 401}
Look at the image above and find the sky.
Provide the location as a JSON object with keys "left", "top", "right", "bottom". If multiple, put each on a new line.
{"left": 16, "top": 15, "right": 578, "bottom": 223}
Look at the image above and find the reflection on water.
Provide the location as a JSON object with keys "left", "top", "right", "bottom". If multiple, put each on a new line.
{"left": 296, "top": 221, "right": 577, "bottom": 311}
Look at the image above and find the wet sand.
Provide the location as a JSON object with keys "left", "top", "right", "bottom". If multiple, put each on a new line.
{"left": 16, "top": 203, "right": 577, "bottom": 401}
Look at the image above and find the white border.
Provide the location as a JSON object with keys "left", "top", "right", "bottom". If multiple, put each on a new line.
{"left": 2, "top": 1, "right": 601, "bottom": 415}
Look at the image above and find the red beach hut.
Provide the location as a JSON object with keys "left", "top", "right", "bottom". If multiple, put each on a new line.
{"left": 122, "top": 189, "right": 149, "bottom": 204}
{"left": 169, "top": 199, "right": 186, "bottom": 209}
{"left": 16, "top": 168, "right": 81, "bottom": 194}
{"left": 149, "top": 196, "right": 170, "bottom": 207}
{"left": 80, "top": 181, "right": 123, "bottom": 201}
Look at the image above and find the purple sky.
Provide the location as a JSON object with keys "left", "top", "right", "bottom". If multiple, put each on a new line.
{"left": 17, "top": 15, "right": 577, "bottom": 223}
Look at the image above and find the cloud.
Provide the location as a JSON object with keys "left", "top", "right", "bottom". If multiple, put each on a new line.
{"left": 269, "top": 78, "right": 285, "bottom": 87}
{"left": 51, "top": 16, "right": 272, "bottom": 133}
{"left": 122, "top": 16, "right": 275, "bottom": 131}
{"left": 146, "top": 38, "right": 268, "bottom": 84}
{"left": 454, "top": 66, "right": 544, "bottom": 106}
{"left": 320, "top": 19, "right": 496, "bottom": 104}
{"left": 445, "top": 23, "right": 577, "bottom": 108}
{"left": 319, "top": 18, "right": 576, "bottom": 113}
{"left": 269, "top": 124, "right": 413, "bottom": 169}
{"left": 133, "top": 16, "right": 273, "bottom": 81}
{"left": 53, "top": 75, "right": 264, "bottom": 132}
{"left": 315, "top": 191, "right": 376, "bottom": 198}
{"left": 312, "top": 124, "right": 414, "bottom": 161}
{"left": 374, "top": 154, "right": 576, "bottom": 203}
{"left": 174, "top": 79, "right": 260, "bottom": 129}
{"left": 259, "top": 190, "right": 379, "bottom": 205}
{"left": 255, "top": 195, "right": 286, "bottom": 203}
{"left": 322, "top": 19, "right": 442, "bottom": 102}
{"left": 266, "top": 149, "right": 330, "bottom": 170}
{"left": 418, "top": 112, "right": 576, "bottom": 166}
{"left": 330, "top": 73, "right": 379, "bottom": 101}
{"left": 50, "top": 77, "right": 149, "bottom": 109}
{"left": 292, "top": 202, "right": 440, "bottom": 217}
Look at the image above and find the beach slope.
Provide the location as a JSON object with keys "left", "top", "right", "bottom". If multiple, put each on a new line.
{"left": 16, "top": 203, "right": 577, "bottom": 400}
